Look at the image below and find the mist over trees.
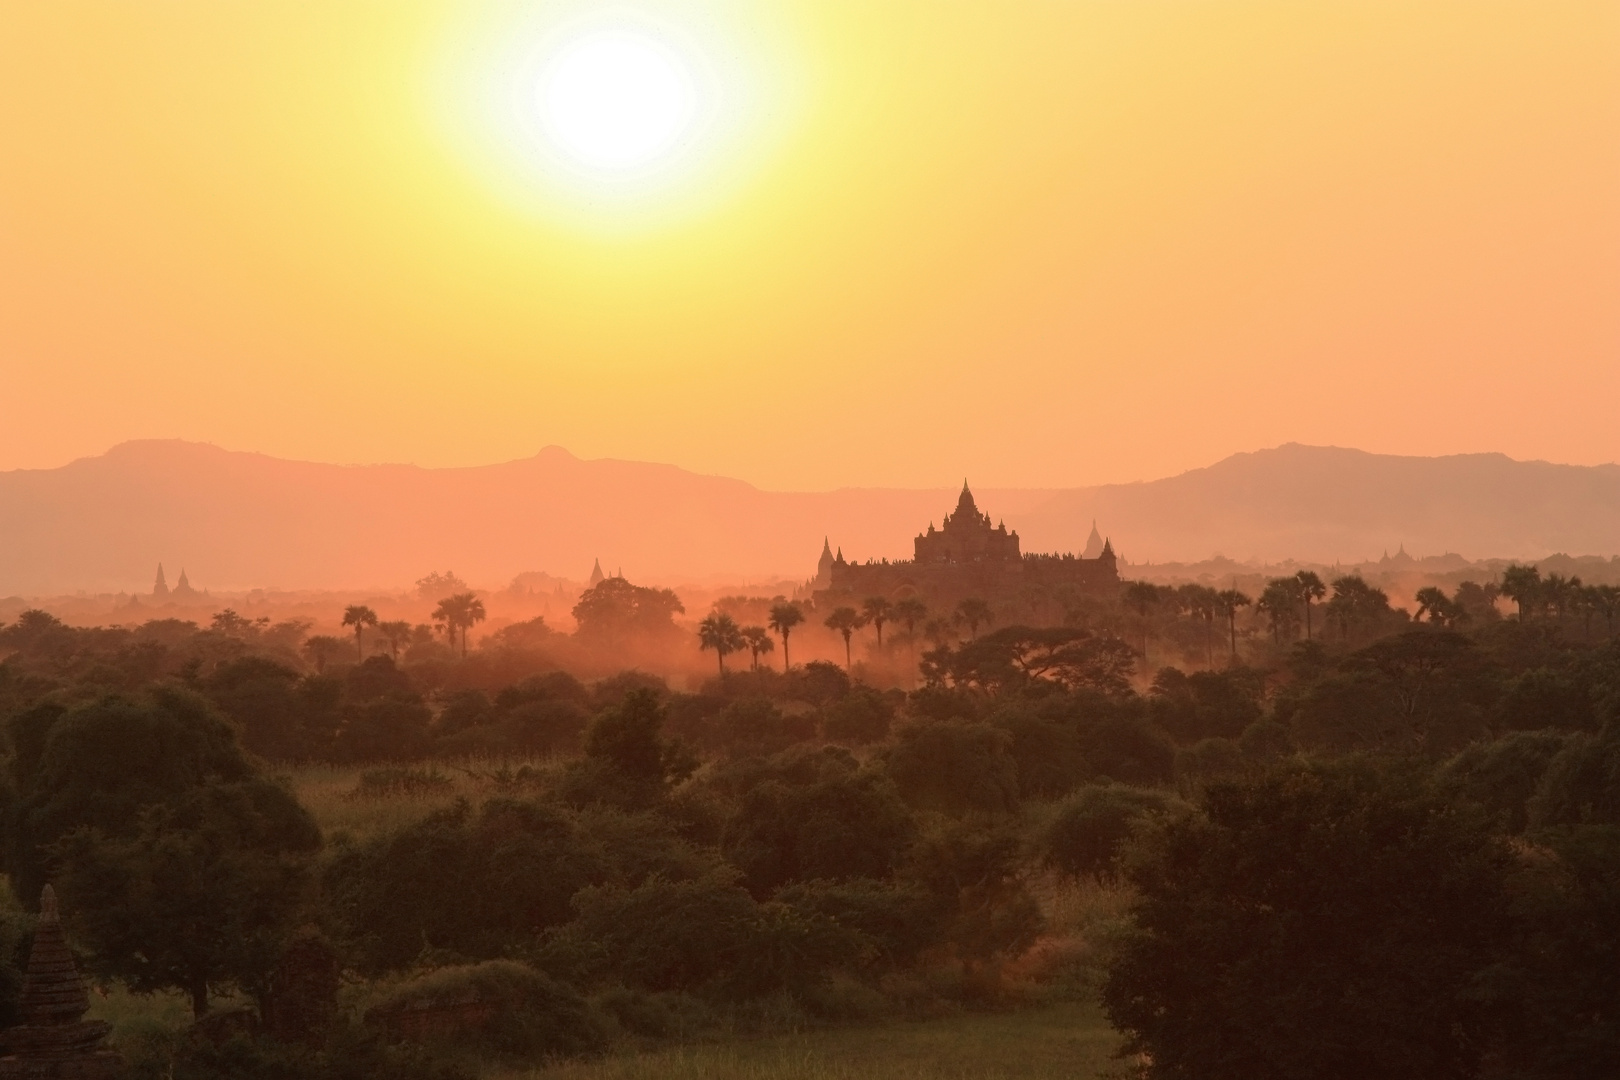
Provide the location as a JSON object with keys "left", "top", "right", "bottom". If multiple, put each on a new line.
{"left": 0, "top": 553, "right": 1617, "bottom": 1078}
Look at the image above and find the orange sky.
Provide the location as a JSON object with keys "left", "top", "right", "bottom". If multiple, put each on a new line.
{"left": 1, "top": 1, "right": 1616, "bottom": 490}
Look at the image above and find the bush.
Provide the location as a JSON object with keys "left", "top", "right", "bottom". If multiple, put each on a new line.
{"left": 882, "top": 720, "right": 1019, "bottom": 815}
{"left": 324, "top": 799, "right": 595, "bottom": 975}
{"left": 722, "top": 770, "right": 916, "bottom": 895}
{"left": 1175, "top": 737, "right": 1244, "bottom": 783}
{"left": 821, "top": 686, "right": 894, "bottom": 745}
{"left": 711, "top": 698, "right": 816, "bottom": 758}
{"left": 364, "top": 960, "right": 604, "bottom": 1058}
{"left": 1440, "top": 730, "right": 1572, "bottom": 833}
{"left": 989, "top": 708, "right": 1090, "bottom": 799}
{"left": 1043, "top": 784, "right": 1183, "bottom": 880}
{"left": 1103, "top": 761, "right": 1515, "bottom": 1080}
{"left": 1498, "top": 668, "right": 1598, "bottom": 732}
{"left": 1528, "top": 729, "right": 1620, "bottom": 828}
{"left": 554, "top": 870, "right": 758, "bottom": 993}
{"left": 1075, "top": 712, "right": 1175, "bottom": 786}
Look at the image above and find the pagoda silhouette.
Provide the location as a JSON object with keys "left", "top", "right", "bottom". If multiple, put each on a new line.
{"left": 0, "top": 886, "right": 122, "bottom": 1078}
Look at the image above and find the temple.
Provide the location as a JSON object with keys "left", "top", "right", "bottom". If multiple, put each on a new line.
{"left": 0, "top": 886, "right": 123, "bottom": 1078}
{"left": 815, "top": 483, "right": 1119, "bottom": 611}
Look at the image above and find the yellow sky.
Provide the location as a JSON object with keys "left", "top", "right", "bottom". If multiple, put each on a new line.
{"left": 1, "top": 2, "right": 1616, "bottom": 489}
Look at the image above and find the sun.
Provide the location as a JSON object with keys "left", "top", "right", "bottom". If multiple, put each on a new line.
{"left": 538, "top": 30, "right": 698, "bottom": 174}
{"left": 441, "top": 3, "right": 800, "bottom": 226}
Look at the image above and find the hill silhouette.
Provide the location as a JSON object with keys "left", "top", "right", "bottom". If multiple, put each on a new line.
{"left": 0, "top": 441, "right": 1616, "bottom": 594}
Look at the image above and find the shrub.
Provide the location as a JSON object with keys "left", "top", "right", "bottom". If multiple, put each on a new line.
{"left": 364, "top": 960, "right": 604, "bottom": 1058}
{"left": 1528, "top": 729, "right": 1620, "bottom": 828}
{"left": 1043, "top": 784, "right": 1183, "bottom": 880}
{"left": 1075, "top": 712, "right": 1175, "bottom": 786}
{"left": 989, "top": 708, "right": 1090, "bottom": 799}
{"left": 1440, "top": 730, "right": 1571, "bottom": 832}
{"left": 1175, "top": 737, "right": 1244, "bottom": 783}
{"left": 821, "top": 686, "right": 894, "bottom": 745}
{"left": 324, "top": 799, "right": 595, "bottom": 975}
{"left": 1103, "top": 761, "right": 1515, "bottom": 1080}
{"left": 722, "top": 771, "right": 916, "bottom": 895}
{"left": 882, "top": 720, "right": 1019, "bottom": 815}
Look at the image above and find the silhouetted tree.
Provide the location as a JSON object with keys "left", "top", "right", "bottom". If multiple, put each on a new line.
{"left": 698, "top": 613, "right": 745, "bottom": 677}
{"left": 1256, "top": 579, "right": 1300, "bottom": 644}
{"left": 1594, "top": 584, "right": 1620, "bottom": 638}
{"left": 824, "top": 608, "right": 863, "bottom": 671}
{"left": 341, "top": 604, "right": 378, "bottom": 661}
{"left": 375, "top": 620, "right": 412, "bottom": 661}
{"left": 1295, "top": 570, "right": 1326, "bottom": 640}
{"left": 1326, "top": 575, "right": 1394, "bottom": 643}
{"left": 301, "top": 635, "right": 344, "bottom": 674}
{"left": 1123, "top": 581, "right": 1163, "bottom": 662}
{"left": 892, "top": 597, "right": 928, "bottom": 639}
{"left": 1178, "top": 585, "right": 1219, "bottom": 666}
{"left": 954, "top": 598, "right": 993, "bottom": 640}
{"left": 861, "top": 597, "right": 894, "bottom": 648}
{"left": 1104, "top": 762, "right": 1515, "bottom": 1080}
{"left": 432, "top": 592, "right": 487, "bottom": 658}
{"left": 1215, "top": 589, "right": 1251, "bottom": 660}
{"left": 740, "top": 626, "right": 774, "bottom": 672}
{"left": 1501, "top": 564, "right": 1542, "bottom": 622}
{"left": 55, "top": 779, "right": 321, "bottom": 1018}
{"left": 767, "top": 602, "right": 804, "bottom": 672}
{"left": 1414, "top": 586, "right": 1463, "bottom": 628}
{"left": 573, "top": 578, "right": 685, "bottom": 644}
{"left": 414, "top": 570, "right": 469, "bottom": 602}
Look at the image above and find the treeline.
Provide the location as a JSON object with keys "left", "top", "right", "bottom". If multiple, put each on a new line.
{"left": 0, "top": 592, "right": 1617, "bottom": 1078}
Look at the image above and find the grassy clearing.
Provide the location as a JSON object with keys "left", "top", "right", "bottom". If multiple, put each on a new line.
{"left": 279, "top": 758, "right": 561, "bottom": 839}
{"left": 504, "top": 1000, "right": 1123, "bottom": 1080}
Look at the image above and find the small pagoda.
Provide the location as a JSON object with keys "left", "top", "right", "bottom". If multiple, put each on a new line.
{"left": 0, "top": 886, "right": 122, "bottom": 1079}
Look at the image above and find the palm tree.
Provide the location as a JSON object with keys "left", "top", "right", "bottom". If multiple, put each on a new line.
{"left": 1594, "top": 584, "right": 1620, "bottom": 638}
{"left": 1500, "top": 564, "right": 1542, "bottom": 622}
{"left": 892, "top": 597, "right": 928, "bottom": 639}
{"left": 740, "top": 626, "right": 775, "bottom": 672}
{"left": 954, "top": 598, "right": 993, "bottom": 640}
{"left": 376, "top": 620, "right": 412, "bottom": 661}
{"left": 1256, "top": 579, "right": 1299, "bottom": 644}
{"left": 1122, "top": 581, "right": 1161, "bottom": 661}
{"left": 1413, "top": 586, "right": 1452, "bottom": 626}
{"left": 768, "top": 602, "right": 805, "bottom": 671}
{"left": 1178, "top": 584, "right": 1219, "bottom": 666}
{"left": 861, "top": 597, "right": 894, "bottom": 649}
{"left": 824, "top": 607, "right": 863, "bottom": 670}
{"left": 341, "top": 604, "right": 378, "bottom": 661}
{"left": 922, "top": 617, "right": 955, "bottom": 650}
{"left": 698, "top": 612, "right": 744, "bottom": 677}
{"left": 432, "top": 592, "right": 487, "bottom": 658}
{"left": 1294, "top": 571, "right": 1326, "bottom": 640}
{"left": 301, "top": 635, "right": 344, "bottom": 674}
{"left": 1574, "top": 584, "right": 1599, "bottom": 641}
{"left": 1215, "top": 589, "right": 1251, "bottom": 661}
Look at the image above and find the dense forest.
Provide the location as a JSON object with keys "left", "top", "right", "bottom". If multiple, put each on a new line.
{"left": 0, "top": 563, "right": 1614, "bottom": 1079}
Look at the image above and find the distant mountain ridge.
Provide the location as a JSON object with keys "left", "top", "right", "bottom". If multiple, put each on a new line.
{"left": 0, "top": 441, "right": 1616, "bottom": 594}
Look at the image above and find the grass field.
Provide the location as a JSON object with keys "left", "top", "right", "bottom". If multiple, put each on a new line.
{"left": 281, "top": 758, "right": 558, "bottom": 838}
{"left": 508, "top": 1001, "right": 1126, "bottom": 1080}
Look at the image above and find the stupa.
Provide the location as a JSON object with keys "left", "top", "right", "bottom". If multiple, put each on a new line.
{"left": 0, "top": 886, "right": 122, "bottom": 1078}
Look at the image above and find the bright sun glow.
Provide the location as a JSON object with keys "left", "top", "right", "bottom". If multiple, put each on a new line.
{"left": 540, "top": 32, "right": 697, "bottom": 172}
{"left": 442, "top": 3, "right": 799, "bottom": 228}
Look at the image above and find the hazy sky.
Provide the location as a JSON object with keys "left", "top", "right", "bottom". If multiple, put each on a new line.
{"left": 1, "top": 2, "right": 1615, "bottom": 489}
